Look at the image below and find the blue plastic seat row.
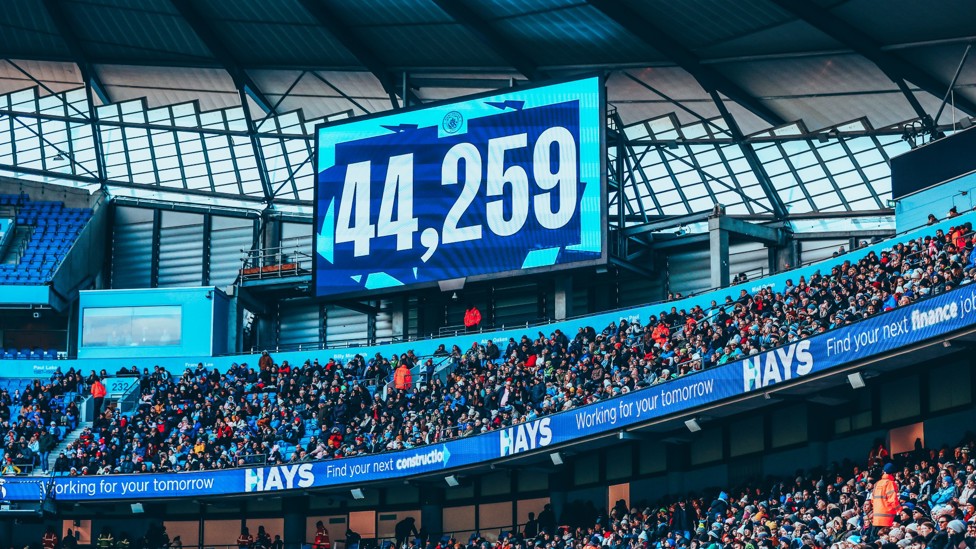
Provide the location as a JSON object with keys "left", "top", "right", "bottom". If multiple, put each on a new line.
{"left": 1, "top": 349, "right": 59, "bottom": 360}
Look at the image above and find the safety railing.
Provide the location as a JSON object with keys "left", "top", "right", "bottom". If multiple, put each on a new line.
{"left": 240, "top": 246, "right": 313, "bottom": 281}
{"left": 436, "top": 317, "right": 550, "bottom": 338}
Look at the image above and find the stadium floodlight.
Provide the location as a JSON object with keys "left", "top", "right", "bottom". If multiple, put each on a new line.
{"left": 550, "top": 452, "right": 564, "bottom": 466}
{"left": 847, "top": 372, "right": 866, "bottom": 390}
{"left": 131, "top": 503, "right": 144, "bottom": 514}
{"left": 445, "top": 475, "right": 460, "bottom": 487}
{"left": 684, "top": 418, "right": 702, "bottom": 433}
{"left": 350, "top": 488, "right": 365, "bottom": 500}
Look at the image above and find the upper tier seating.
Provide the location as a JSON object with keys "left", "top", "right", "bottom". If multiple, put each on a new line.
{"left": 26, "top": 219, "right": 973, "bottom": 476}
{"left": 0, "top": 193, "right": 93, "bottom": 286}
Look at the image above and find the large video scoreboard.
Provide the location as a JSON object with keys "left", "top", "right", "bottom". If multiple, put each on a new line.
{"left": 313, "top": 76, "right": 605, "bottom": 298}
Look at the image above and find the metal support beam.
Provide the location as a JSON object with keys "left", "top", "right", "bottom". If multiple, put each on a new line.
{"left": 793, "top": 229, "right": 894, "bottom": 241}
{"left": 333, "top": 301, "right": 380, "bottom": 316}
{"left": 40, "top": 0, "right": 112, "bottom": 105}
{"left": 587, "top": 0, "right": 786, "bottom": 126}
{"left": 709, "top": 223, "right": 730, "bottom": 289}
{"left": 608, "top": 256, "right": 655, "bottom": 278}
{"left": 431, "top": 0, "right": 541, "bottom": 80}
{"left": 934, "top": 44, "right": 973, "bottom": 125}
{"left": 709, "top": 215, "right": 785, "bottom": 246}
{"left": 237, "top": 84, "right": 275, "bottom": 203}
{"left": 0, "top": 106, "right": 308, "bottom": 140}
{"left": 770, "top": 0, "right": 976, "bottom": 117}
{"left": 621, "top": 211, "right": 713, "bottom": 237}
{"left": 647, "top": 233, "right": 710, "bottom": 251}
{"left": 84, "top": 80, "right": 108, "bottom": 188}
{"left": 296, "top": 0, "right": 420, "bottom": 107}
{"left": 168, "top": 0, "right": 276, "bottom": 114}
{"left": 710, "top": 91, "right": 789, "bottom": 219}
{"left": 0, "top": 161, "right": 312, "bottom": 207}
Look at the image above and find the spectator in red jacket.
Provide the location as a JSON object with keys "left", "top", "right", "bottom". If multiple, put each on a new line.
{"left": 313, "top": 521, "right": 330, "bottom": 549}
{"left": 464, "top": 303, "right": 482, "bottom": 332}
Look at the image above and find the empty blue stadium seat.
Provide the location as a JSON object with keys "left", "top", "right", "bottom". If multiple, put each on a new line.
{"left": 0, "top": 195, "right": 92, "bottom": 285}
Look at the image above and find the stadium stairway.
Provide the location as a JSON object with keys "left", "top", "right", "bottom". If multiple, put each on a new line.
{"left": 45, "top": 421, "right": 93, "bottom": 473}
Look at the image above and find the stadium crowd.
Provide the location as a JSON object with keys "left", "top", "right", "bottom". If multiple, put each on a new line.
{"left": 31, "top": 436, "right": 976, "bottom": 549}
{"left": 2, "top": 220, "right": 974, "bottom": 476}
{"left": 442, "top": 437, "right": 976, "bottom": 549}
{"left": 0, "top": 370, "right": 85, "bottom": 473}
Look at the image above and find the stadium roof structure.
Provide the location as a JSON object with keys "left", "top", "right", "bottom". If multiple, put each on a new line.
{"left": 0, "top": 0, "right": 973, "bottom": 221}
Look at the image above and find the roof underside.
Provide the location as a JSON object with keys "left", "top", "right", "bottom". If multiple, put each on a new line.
{"left": 0, "top": 0, "right": 972, "bottom": 215}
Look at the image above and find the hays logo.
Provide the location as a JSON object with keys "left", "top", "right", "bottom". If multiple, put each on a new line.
{"left": 742, "top": 340, "right": 813, "bottom": 392}
{"left": 395, "top": 445, "right": 452, "bottom": 471}
{"left": 245, "top": 464, "right": 314, "bottom": 493}
{"left": 500, "top": 418, "right": 552, "bottom": 457}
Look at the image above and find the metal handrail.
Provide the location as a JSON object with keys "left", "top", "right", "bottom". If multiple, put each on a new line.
{"left": 240, "top": 246, "right": 313, "bottom": 281}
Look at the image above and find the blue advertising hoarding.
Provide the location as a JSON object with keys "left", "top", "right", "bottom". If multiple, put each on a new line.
{"left": 314, "top": 76, "right": 605, "bottom": 298}
{"left": 5, "top": 281, "right": 976, "bottom": 502}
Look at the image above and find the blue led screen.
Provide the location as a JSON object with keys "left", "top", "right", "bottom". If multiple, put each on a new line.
{"left": 314, "top": 77, "right": 605, "bottom": 297}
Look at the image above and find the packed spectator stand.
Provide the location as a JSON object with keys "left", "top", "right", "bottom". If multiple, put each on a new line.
{"left": 0, "top": 371, "right": 84, "bottom": 474}
{"left": 430, "top": 436, "right": 976, "bottom": 549}
{"left": 2, "top": 218, "right": 974, "bottom": 477}
{"left": 37, "top": 436, "right": 976, "bottom": 549}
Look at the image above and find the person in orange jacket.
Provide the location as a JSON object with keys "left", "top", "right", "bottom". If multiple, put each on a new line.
{"left": 394, "top": 362, "right": 413, "bottom": 391}
{"left": 651, "top": 322, "right": 670, "bottom": 346}
{"left": 91, "top": 377, "right": 107, "bottom": 418}
{"left": 463, "top": 303, "right": 481, "bottom": 332}
{"left": 871, "top": 462, "right": 900, "bottom": 540}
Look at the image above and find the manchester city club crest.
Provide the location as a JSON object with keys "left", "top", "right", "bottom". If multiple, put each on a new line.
{"left": 442, "top": 110, "right": 463, "bottom": 134}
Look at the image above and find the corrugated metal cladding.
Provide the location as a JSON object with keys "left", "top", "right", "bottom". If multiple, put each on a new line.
{"left": 572, "top": 284, "right": 590, "bottom": 317}
{"left": 407, "top": 296, "right": 420, "bottom": 340}
{"left": 277, "top": 300, "right": 321, "bottom": 349}
{"left": 209, "top": 216, "right": 254, "bottom": 288}
{"left": 667, "top": 247, "right": 710, "bottom": 296}
{"left": 375, "top": 299, "right": 396, "bottom": 343}
{"left": 799, "top": 239, "right": 848, "bottom": 266}
{"left": 667, "top": 241, "right": 771, "bottom": 297}
{"left": 281, "top": 222, "right": 312, "bottom": 257}
{"left": 729, "top": 242, "right": 770, "bottom": 283}
{"left": 157, "top": 211, "right": 204, "bottom": 288}
{"left": 110, "top": 206, "right": 154, "bottom": 289}
{"left": 325, "top": 305, "right": 369, "bottom": 348}
{"left": 493, "top": 282, "right": 541, "bottom": 330}
{"left": 617, "top": 270, "right": 665, "bottom": 309}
